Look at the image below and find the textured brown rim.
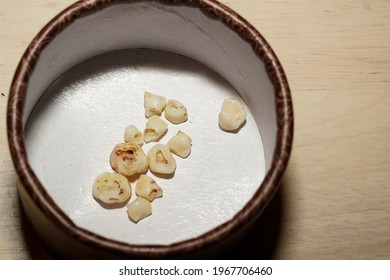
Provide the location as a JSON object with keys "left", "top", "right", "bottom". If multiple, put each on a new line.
{"left": 7, "top": 0, "right": 293, "bottom": 258}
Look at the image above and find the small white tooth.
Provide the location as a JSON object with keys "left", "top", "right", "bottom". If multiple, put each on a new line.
{"left": 136, "top": 174, "right": 163, "bottom": 201}
{"left": 218, "top": 98, "right": 246, "bottom": 131}
{"left": 148, "top": 144, "right": 176, "bottom": 174}
{"left": 144, "top": 91, "right": 167, "bottom": 118}
{"left": 127, "top": 197, "right": 152, "bottom": 223}
{"left": 164, "top": 99, "right": 188, "bottom": 124}
{"left": 166, "top": 130, "right": 192, "bottom": 158}
{"left": 124, "top": 125, "right": 143, "bottom": 145}
{"left": 143, "top": 115, "right": 168, "bottom": 143}
{"left": 110, "top": 143, "right": 148, "bottom": 176}
{"left": 92, "top": 172, "right": 131, "bottom": 204}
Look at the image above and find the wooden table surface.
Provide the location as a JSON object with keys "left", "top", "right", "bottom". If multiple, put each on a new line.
{"left": 1, "top": 0, "right": 389, "bottom": 259}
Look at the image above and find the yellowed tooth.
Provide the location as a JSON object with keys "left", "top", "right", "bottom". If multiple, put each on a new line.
{"left": 218, "top": 98, "right": 246, "bottom": 131}
{"left": 92, "top": 172, "right": 131, "bottom": 204}
{"left": 148, "top": 144, "right": 176, "bottom": 174}
{"left": 143, "top": 115, "right": 168, "bottom": 143}
{"left": 166, "top": 130, "right": 192, "bottom": 158}
{"left": 144, "top": 91, "right": 167, "bottom": 118}
{"left": 164, "top": 99, "right": 188, "bottom": 124}
{"left": 135, "top": 174, "right": 163, "bottom": 201}
{"left": 127, "top": 197, "right": 152, "bottom": 223}
{"left": 124, "top": 124, "right": 143, "bottom": 145}
{"left": 110, "top": 143, "right": 148, "bottom": 176}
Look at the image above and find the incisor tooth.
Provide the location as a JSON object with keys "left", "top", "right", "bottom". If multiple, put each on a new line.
{"left": 92, "top": 172, "right": 131, "bottom": 204}
{"left": 136, "top": 174, "right": 163, "bottom": 201}
{"left": 110, "top": 143, "right": 148, "bottom": 176}
{"left": 165, "top": 99, "right": 188, "bottom": 124}
{"left": 143, "top": 115, "right": 168, "bottom": 143}
{"left": 127, "top": 197, "right": 152, "bottom": 223}
{"left": 124, "top": 125, "right": 143, "bottom": 145}
{"left": 148, "top": 144, "right": 176, "bottom": 174}
{"left": 218, "top": 98, "right": 246, "bottom": 131}
{"left": 167, "top": 130, "right": 192, "bottom": 158}
{"left": 144, "top": 91, "right": 167, "bottom": 118}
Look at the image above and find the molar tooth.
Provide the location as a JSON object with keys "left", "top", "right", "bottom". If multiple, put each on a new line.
{"left": 92, "top": 172, "right": 131, "bottom": 204}
{"left": 110, "top": 143, "right": 148, "bottom": 176}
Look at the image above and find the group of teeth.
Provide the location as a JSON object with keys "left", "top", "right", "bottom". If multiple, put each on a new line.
{"left": 93, "top": 92, "right": 192, "bottom": 223}
{"left": 93, "top": 91, "right": 246, "bottom": 223}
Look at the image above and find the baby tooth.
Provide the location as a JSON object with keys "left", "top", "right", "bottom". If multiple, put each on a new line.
{"left": 124, "top": 124, "right": 143, "bottom": 145}
{"left": 127, "top": 197, "right": 152, "bottom": 223}
{"left": 110, "top": 143, "right": 148, "bottom": 176}
{"left": 164, "top": 99, "right": 188, "bottom": 124}
{"left": 166, "top": 130, "right": 192, "bottom": 158}
{"left": 144, "top": 91, "right": 167, "bottom": 118}
{"left": 148, "top": 144, "right": 176, "bottom": 174}
{"left": 92, "top": 172, "right": 131, "bottom": 204}
{"left": 136, "top": 174, "right": 163, "bottom": 201}
{"left": 143, "top": 115, "right": 168, "bottom": 143}
{"left": 218, "top": 98, "right": 246, "bottom": 131}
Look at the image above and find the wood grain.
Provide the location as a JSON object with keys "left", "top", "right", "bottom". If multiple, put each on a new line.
{"left": 1, "top": 0, "right": 389, "bottom": 259}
